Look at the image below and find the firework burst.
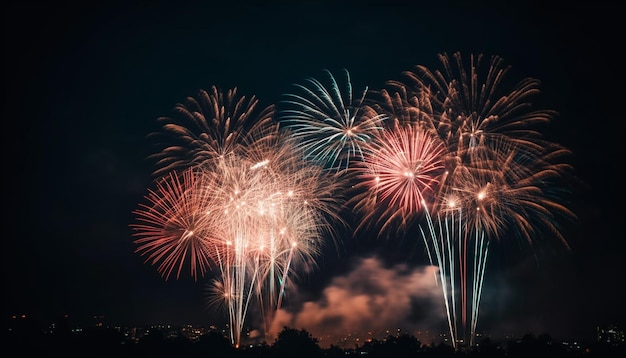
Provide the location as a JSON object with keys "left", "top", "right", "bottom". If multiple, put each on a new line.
{"left": 278, "top": 69, "right": 386, "bottom": 173}
{"left": 349, "top": 121, "right": 447, "bottom": 236}
{"left": 202, "top": 138, "right": 343, "bottom": 347}
{"left": 132, "top": 94, "right": 345, "bottom": 347}
{"left": 394, "top": 51, "right": 557, "bottom": 161}
{"left": 147, "top": 86, "right": 276, "bottom": 178}
{"left": 131, "top": 168, "right": 222, "bottom": 281}
{"left": 392, "top": 53, "right": 578, "bottom": 348}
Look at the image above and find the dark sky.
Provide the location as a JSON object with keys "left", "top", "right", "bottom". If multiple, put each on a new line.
{"left": 3, "top": 0, "right": 623, "bottom": 347}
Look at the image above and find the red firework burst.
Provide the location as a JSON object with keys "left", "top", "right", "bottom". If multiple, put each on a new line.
{"left": 350, "top": 122, "right": 447, "bottom": 235}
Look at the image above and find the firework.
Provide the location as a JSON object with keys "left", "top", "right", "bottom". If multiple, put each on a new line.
{"left": 344, "top": 53, "right": 576, "bottom": 348}
{"left": 131, "top": 168, "right": 222, "bottom": 281}
{"left": 439, "top": 139, "right": 575, "bottom": 245}
{"left": 395, "top": 53, "right": 577, "bottom": 348}
{"left": 205, "top": 138, "right": 344, "bottom": 347}
{"left": 132, "top": 93, "right": 345, "bottom": 347}
{"left": 278, "top": 69, "right": 386, "bottom": 173}
{"left": 132, "top": 55, "right": 577, "bottom": 350}
{"left": 394, "top": 52, "right": 557, "bottom": 161}
{"left": 147, "top": 86, "right": 276, "bottom": 178}
{"left": 349, "top": 120, "right": 447, "bottom": 236}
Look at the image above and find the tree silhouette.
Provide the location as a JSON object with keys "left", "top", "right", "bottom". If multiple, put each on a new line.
{"left": 360, "top": 333, "right": 422, "bottom": 357}
{"left": 271, "top": 326, "right": 322, "bottom": 358}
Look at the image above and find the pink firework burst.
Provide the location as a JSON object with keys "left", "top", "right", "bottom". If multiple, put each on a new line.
{"left": 351, "top": 122, "right": 447, "bottom": 235}
{"left": 131, "top": 168, "right": 223, "bottom": 281}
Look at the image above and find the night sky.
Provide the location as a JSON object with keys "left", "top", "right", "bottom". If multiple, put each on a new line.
{"left": 4, "top": 0, "right": 623, "bottom": 347}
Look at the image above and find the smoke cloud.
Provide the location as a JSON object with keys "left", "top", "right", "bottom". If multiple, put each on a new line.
{"left": 267, "top": 255, "right": 447, "bottom": 347}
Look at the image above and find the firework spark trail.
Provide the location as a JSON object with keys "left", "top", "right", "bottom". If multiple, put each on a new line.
{"left": 417, "top": 138, "right": 575, "bottom": 347}
{"left": 278, "top": 69, "right": 387, "bottom": 173}
{"left": 419, "top": 203, "right": 456, "bottom": 344}
{"left": 471, "top": 230, "right": 488, "bottom": 344}
{"left": 419, "top": 195, "right": 492, "bottom": 348}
